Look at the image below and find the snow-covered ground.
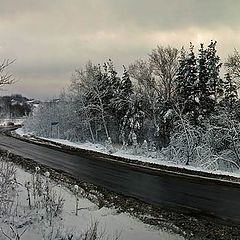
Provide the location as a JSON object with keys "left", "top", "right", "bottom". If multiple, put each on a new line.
{"left": 0, "top": 117, "right": 26, "bottom": 125}
{"left": 0, "top": 160, "right": 184, "bottom": 240}
{"left": 15, "top": 128, "right": 240, "bottom": 179}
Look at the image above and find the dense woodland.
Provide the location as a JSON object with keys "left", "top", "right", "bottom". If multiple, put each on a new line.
{"left": 24, "top": 41, "right": 240, "bottom": 172}
{"left": 0, "top": 94, "right": 32, "bottom": 118}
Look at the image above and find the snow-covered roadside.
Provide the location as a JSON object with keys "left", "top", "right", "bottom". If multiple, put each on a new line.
{"left": 0, "top": 158, "right": 184, "bottom": 240}
{"left": 0, "top": 118, "right": 26, "bottom": 125}
{"left": 15, "top": 128, "right": 240, "bottom": 179}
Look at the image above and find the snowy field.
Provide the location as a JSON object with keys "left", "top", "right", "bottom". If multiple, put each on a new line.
{"left": 0, "top": 158, "right": 184, "bottom": 240}
{"left": 15, "top": 128, "right": 240, "bottom": 180}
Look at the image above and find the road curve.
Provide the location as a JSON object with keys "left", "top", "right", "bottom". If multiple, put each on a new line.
{"left": 0, "top": 134, "right": 240, "bottom": 224}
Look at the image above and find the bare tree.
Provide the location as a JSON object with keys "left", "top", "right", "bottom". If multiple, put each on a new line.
{"left": 129, "top": 60, "right": 158, "bottom": 125}
{"left": 225, "top": 49, "right": 240, "bottom": 82}
{"left": 149, "top": 46, "right": 179, "bottom": 102}
{"left": 129, "top": 51, "right": 178, "bottom": 148}
{"left": 0, "top": 59, "right": 15, "bottom": 88}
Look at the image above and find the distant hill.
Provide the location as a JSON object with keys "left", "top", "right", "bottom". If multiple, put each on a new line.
{"left": 0, "top": 94, "right": 40, "bottom": 118}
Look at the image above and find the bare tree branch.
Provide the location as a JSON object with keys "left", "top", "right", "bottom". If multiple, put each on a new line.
{"left": 225, "top": 49, "right": 240, "bottom": 82}
{"left": 0, "top": 59, "right": 15, "bottom": 88}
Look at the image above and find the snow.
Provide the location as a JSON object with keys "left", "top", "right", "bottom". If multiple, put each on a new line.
{"left": 163, "top": 109, "right": 173, "bottom": 122}
{"left": 15, "top": 127, "right": 27, "bottom": 135}
{"left": 0, "top": 117, "right": 26, "bottom": 125}
{"left": 15, "top": 128, "right": 240, "bottom": 180}
{"left": 1, "top": 162, "right": 183, "bottom": 240}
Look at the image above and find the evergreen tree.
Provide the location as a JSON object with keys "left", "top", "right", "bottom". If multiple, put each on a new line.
{"left": 102, "top": 60, "right": 122, "bottom": 140}
{"left": 107, "top": 59, "right": 121, "bottom": 94}
{"left": 175, "top": 47, "right": 187, "bottom": 102}
{"left": 96, "top": 60, "right": 121, "bottom": 118}
{"left": 83, "top": 61, "right": 120, "bottom": 141}
{"left": 114, "top": 66, "right": 134, "bottom": 143}
{"left": 114, "top": 66, "right": 133, "bottom": 119}
{"left": 197, "top": 43, "right": 214, "bottom": 117}
{"left": 206, "top": 40, "right": 223, "bottom": 103}
{"left": 101, "top": 62, "right": 114, "bottom": 107}
{"left": 175, "top": 44, "right": 198, "bottom": 117}
{"left": 121, "top": 65, "right": 133, "bottom": 97}
{"left": 120, "top": 94, "right": 145, "bottom": 145}
{"left": 223, "top": 72, "right": 238, "bottom": 110}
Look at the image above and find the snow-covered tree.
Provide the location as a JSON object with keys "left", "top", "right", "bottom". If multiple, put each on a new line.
{"left": 111, "top": 66, "right": 134, "bottom": 143}
{"left": 223, "top": 72, "right": 238, "bottom": 110}
{"left": 175, "top": 43, "right": 198, "bottom": 119}
{"left": 129, "top": 59, "right": 172, "bottom": 148}
{"left": 204, "top": 112, "right": 240, "bottom": 170}
{"left": 120, "top": 94, "right": 145, "bottom": 145}
{"left": 71, "top": 61, "right": 115, "bottom": 141}
{"left": 196, "top": 43, "right": 217, "bottom": 118}
{"left": 167, "top": 114, "right": 202, "bottom": 166}
{"left": 121, "top": 65, "right": 133, "bottom": 98}
{"left": 206, "top": 40, "right": 223, "bottom": 103}
{"left": 225, "top": 48, "right": 240, "bottom": 80}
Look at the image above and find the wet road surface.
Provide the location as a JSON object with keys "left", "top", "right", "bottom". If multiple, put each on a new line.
{"left": 0, "top": 134, "right": 240, "bottom": 223}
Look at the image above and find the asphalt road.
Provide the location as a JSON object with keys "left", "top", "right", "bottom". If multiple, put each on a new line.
{"left": 0, "top": 134, "right": 240, "bottom": 224}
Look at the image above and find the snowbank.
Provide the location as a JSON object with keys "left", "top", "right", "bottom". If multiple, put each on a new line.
{"left": 15, "top": 128, "right": 240, "bottom": 179}
{"left": 0, "top": 159, "right": 183, "bottom": 240}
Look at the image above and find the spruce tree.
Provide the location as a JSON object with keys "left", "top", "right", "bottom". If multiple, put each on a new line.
{"left": 206, "top": 40, "right": 223, "bottom": 103}
{"left": 115, "top": 66, "right": 134, "bottom": 144}
{"left": 120, "top": 95, "right": 145, "bottom": 145}
{"left": 107, "top": 59, "right": 120, "bottom": 93}
{"left": 175, "top": 47, "right": 187, "bottom": 103}
{"left": 121, "top": 65, "right": 133, "bottom": 97}
{"left": 223, "top": 72, "right": 238, "bottom": 110}
{"left": 197, "top": 43, "right": 214, "bottom": 117}
{"left": 175, "top": 43, "right": 198, "bottom": 117}
{"left": 117, "top": 65, "right": 133, "bottom": 121}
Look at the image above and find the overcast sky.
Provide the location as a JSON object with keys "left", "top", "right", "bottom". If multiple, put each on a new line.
{"left": 0, "top": 0, "right": 239, "bottom": 99}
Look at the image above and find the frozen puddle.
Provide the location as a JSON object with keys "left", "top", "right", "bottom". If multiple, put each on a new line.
{"left": 8, "top": 166, "right": 185, "bottom": 240}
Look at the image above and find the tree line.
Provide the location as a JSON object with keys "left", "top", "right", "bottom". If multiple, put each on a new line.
{"left": 24, "top": 41, "right": 240, "bottom": 171}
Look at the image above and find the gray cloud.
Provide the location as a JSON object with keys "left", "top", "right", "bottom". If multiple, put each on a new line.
{"left": 104, "top": 0, "right": 240, "bottom": 30}
{"left": 0, "top": 0, "right": 239, "bottom": 99}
